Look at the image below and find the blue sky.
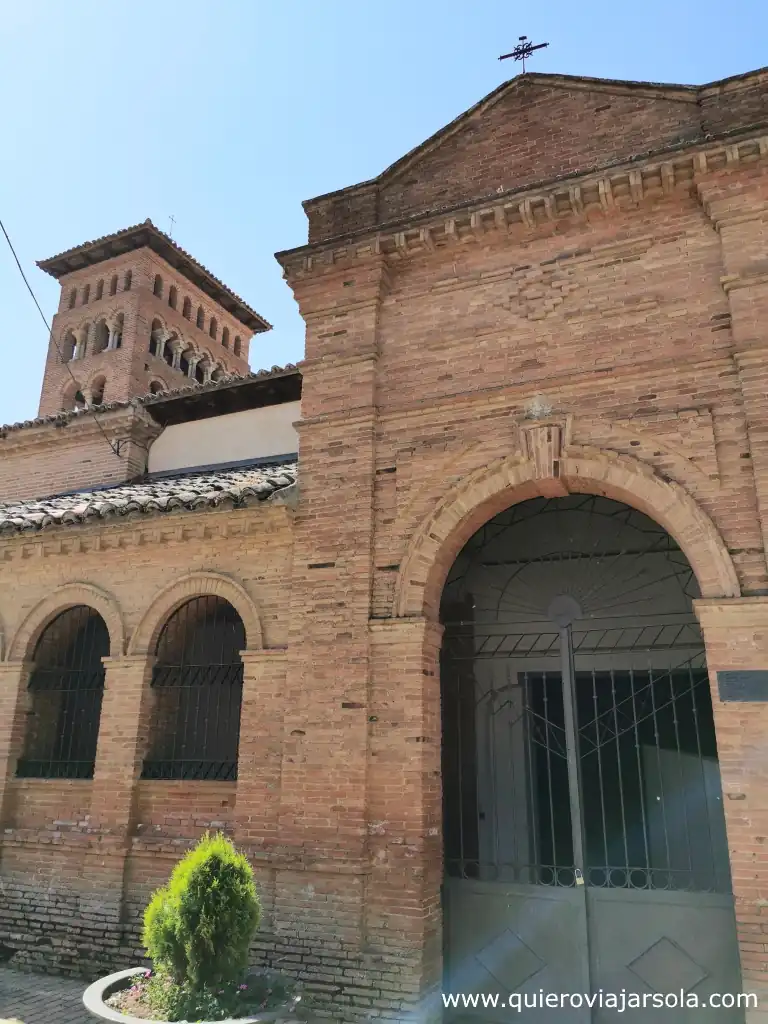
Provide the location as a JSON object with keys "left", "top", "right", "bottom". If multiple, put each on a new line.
{"left": 1, "top": 0, "right": 765, "bottom": 425}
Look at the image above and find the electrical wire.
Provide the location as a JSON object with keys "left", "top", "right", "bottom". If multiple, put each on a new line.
{"left": 0, "top": 216, "right": 123, "bottom": 458}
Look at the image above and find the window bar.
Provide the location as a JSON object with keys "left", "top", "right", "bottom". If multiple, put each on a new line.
{"left": 523, "top": 671, "right": 542, "bottom": 882}
{"left": 648, "top": 661, "right": 674, "bottom": 888}
{"left": 630, "top": 666, "right": 652, "bottom": 887}
{"left": 669, "top": 661, "right": 696, "bottom": 891}
{"left": 609, "top": 667, "right": 631, "bottom": 883}
{"left": 687, "top": 658, "right": 720, "bottom": 891}
{"left": 542, "top": 671, "right": 559, "bottom": 883}
{"left": 591, "top": 667, "right": 610, "bottom": 884}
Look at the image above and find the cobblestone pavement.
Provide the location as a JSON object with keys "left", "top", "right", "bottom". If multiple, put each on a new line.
{"left": 0, "top": 966, "right": 91, "bottom": 1024}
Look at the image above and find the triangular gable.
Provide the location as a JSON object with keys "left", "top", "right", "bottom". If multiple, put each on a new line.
{"left": 376, "top": 73, "right": 700, "bottom": 224}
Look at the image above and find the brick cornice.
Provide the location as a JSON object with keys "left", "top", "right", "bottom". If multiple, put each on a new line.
{"left": 0, "top": 405, "right": 160, "bottom": 454}
{"left": 0, "top": 502, "right": 292, "bottom": 564}
{"left": 277, "top": 130, "right": 768, "bottom": 278}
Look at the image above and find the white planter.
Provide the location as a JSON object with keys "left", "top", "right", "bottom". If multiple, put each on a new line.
{"left": 83, "top": 966, "right": 302, "bottom": 1024}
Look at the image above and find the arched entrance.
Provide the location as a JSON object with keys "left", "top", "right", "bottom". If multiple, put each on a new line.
{"left": 440, "top": 494, "right": 743, "bottom": 1021}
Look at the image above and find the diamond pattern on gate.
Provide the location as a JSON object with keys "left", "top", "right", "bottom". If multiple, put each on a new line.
{"left": 475, "top": 928, "right": 545, "bottom": 991}
{"left": 628, "top": 936, "right": 709, "bottom": 994}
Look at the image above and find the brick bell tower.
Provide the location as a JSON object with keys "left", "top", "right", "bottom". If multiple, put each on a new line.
{"left": 36, "top": 219, "right": 271, "bottom": 416}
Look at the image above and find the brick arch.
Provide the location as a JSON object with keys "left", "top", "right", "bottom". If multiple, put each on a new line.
{"left": 128, "top": 572, "right": 264, "bottom": 655}
{"left": 394, "top": 444, "right": 740, "bottom": 620}
{"left": 6, "top": 582, "right": 126, "bottom": 661}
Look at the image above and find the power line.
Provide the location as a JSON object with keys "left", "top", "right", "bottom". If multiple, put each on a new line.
{"left": 0, "top": 217, "right": 123, "bottom": 459}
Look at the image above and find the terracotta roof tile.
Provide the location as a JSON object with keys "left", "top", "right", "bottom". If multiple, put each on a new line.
{"left": 0, "top": 463, "right": 297, "bottom": 536}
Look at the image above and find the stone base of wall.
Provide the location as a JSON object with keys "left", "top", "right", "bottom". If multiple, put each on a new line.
{"left": 0, "top": 859, "right": 435, "bottom": 1022}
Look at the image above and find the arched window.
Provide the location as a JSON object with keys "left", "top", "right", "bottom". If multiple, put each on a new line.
{"left": 82, "top": 284, "right": 90, "bottom": 305}
{"left": 210, "top": 367, "right": 224, "bottom": 382}
{"left": 124, "top": 269, "right": 133, "bottom": 291}
{"left": 221, "top": 327, "right": 230, "bottom": 350}
{"left": 92, "top": 320, "right": 110, "bottom": 355}
{"left": 90, "top": 376, "right": 106, "bottom": 406}
{"left": 179, "top": 348, "right": 192, "bottom": 376}
{"left": 110, "top": 274, "right": 118, "bottom": 296}
{"left": 61, "top": 330, "right": 77, "bottom": 362}
{"left": 163, "top": 343, "right": 175, "bottom": 368}
{"left": 149, "top": 318, "right": 164, "bottom": 357}
{"left": 196, "top": 306, "right": 204, "bottom": 330}
{"left": 142, "top": 596, "right": 245, "bottom": 780}
{"left": 168, "top": 285, "right": 177, "bottom": 310}
{"left": 182, "top": 297, "right": 192, "bottom": 320}
{"left": 153, "top": 274, "right": 163, "bottom": 298}
{"left": 113, "top": 313, "right": 124, "bottom": 349}
{"left": 233, "top": 336, "right": 242, "bottom": 357}
{"left": 208, "top": 317, "right": 217, "bottom": 340}
{"left": 16, "top": 606, "right": 109, "bottom": 779}
{"left": 68, "top": 287, "right": 77, "bottom": 310}
{"left": 95, "top": 279, "right": 104, "bottom": 301}
{"left": 149, "top": 380, "right": 166, "bottom": 395}
{"left": 195, "top": 362, "right": 205, "bottom": 384}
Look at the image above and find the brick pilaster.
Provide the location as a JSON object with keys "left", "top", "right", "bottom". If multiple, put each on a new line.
{"left": 235, "top": 649, "right": 287, "bottom": 847}
{"left": 0, "top": 661, "right": 33, "bottom": 825}
{"left": 696, "top": 598, "right": 768, "bottom": 1001}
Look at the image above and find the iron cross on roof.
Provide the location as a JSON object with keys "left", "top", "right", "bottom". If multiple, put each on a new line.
{"left": 498, "top": 35, "right": 549, "bottom": 72}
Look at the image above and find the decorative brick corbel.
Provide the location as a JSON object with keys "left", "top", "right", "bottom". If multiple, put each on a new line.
{"left": 518, "top": 413, "right": 573, "bottom": 496}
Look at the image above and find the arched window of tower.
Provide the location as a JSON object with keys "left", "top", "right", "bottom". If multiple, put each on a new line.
{"left": 153, "top": 275, "right": 163, "bottom": 298}
{"left": 96, "top": 280, "right": 104, "bottom": 301}
{"left": 61, "top": 330, "right": 77, "bottom": 363}
{"left": 124, "top": 269, "right": 132, "bottom": 291}
{"left": 68, "top": 287, "right": 77, "bottom": 310}
{"left": 209, "top": 317, "right": 218, "bottom": 340}
{"left": 196, "top": 306, "right": 204, "bottom": 330}
{"left": 89, "top": 376, "right": 106, "bottom": 406}
{"left": 81, "top": 284, "right": 90, "bottom": 306}
{"left": 110, "top": 275, "right": 118, "bottom": 297}
{"left": 168, "top": 285, "right": 177, "bottom": 310}
{"left": 149, "top": 379, "right": 167, "bottom": 395}
{"left": 111, "top": 313, "right": 124, "bottom": 350}
{"left": 93, "top": 320, "right": 110, "bottom": 355}
{"left": 233, "top": 336, "right": 242, "bottom": 357}
{"left": 182, "top": 297, "right": 192, "bottom": 320}
{"left": 149, "top": 318, "right": 164, "bottom": 358}
{"left": 222, "top": 327, "right": 230, "bottom": 349}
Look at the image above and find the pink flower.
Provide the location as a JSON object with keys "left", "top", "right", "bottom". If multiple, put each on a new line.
{"left": 239, "top": 983, "right": 248, "bottom": 990}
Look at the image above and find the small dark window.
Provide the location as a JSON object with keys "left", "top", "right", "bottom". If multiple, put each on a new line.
{"left": 150, "top": 380, "right": 166, "bottom": 395}
{"left": 113, "top": 314, "right": 124, "bottom": 349}
{"left": 195, "top": 362, "right": 205, "bottom": 384}
{"left": 61, "top": 330, "right": 77, "bottom": 362}
{"left": 196, "top": 306, "right": 204, "bottom": 330}
{"left": 16, "top": 606, "right": 109, "bottom": 780}
{"left": 221, "top": 327, "right": 230, "bottom": 349}
{"left": 153, "top": 274, "right": 163, "bottom": 298}
{"left": 110, "top": 275, "right": 118, "bottom": 296}
{"left": 182, "top": 297, "right": 192, "bottom": 319}
{"left": 233, "top": 336, "right": 242, "bottom": 357}
{"left": 179, "top": 351, "right": 191, "bottom": 376}
{"left": 68, "top": 288, "right": 77, "bottom": 310}
{"left": 141, "top": 597, "right": 245, "bottom": 781}
{"left": 95, "top": 279, "right": 104, "bottom": 300}
{"left": 124, "top": 269, "right": 132, "bottom": 291}
{"left": 82, "top": 284, "right": 90, "bottom": 305}
{"left": 90, "top": 377, "right": 106, "bottom": 406}
{"left": 168, "top": 285, "right": 177, "bottom": 310}
{"left": 209, "top": 317, "right": 217, "bottom": 340}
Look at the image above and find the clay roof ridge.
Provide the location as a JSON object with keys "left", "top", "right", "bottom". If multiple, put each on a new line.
{"left": 0, "top": 461, "right": 299, "bottom": 536}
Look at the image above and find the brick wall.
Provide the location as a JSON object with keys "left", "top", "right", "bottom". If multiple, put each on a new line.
{"left": 1, "top": 68, "right": 768, "bottom": 1023}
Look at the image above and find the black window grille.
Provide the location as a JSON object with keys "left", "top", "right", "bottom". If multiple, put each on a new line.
{"left": 141, "top": 596, "right": 245, "bottom": 781}
{"left": 17, "top": 605, "right": 109, "bottom": 780}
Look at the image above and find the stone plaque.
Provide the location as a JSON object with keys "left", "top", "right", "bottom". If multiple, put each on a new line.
{"left": 717, "top": 670, "right": 768, "bottom": 702}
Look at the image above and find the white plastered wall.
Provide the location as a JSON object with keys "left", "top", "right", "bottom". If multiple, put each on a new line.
{"left": 147, "top": 400, "right": 300, "bottom": 474}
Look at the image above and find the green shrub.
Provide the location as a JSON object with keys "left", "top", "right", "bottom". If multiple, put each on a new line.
{"left": 142, "top": 832, "right": 261, "bottom": 990}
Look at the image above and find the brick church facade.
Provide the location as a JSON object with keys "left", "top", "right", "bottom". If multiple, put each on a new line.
{"left": 1, "top": 65, "right": 768, "bottom": 1021}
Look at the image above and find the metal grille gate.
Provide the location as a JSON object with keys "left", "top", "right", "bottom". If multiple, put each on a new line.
{"left": 441, "top": 496, "right": 743, "bottom": 1022}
